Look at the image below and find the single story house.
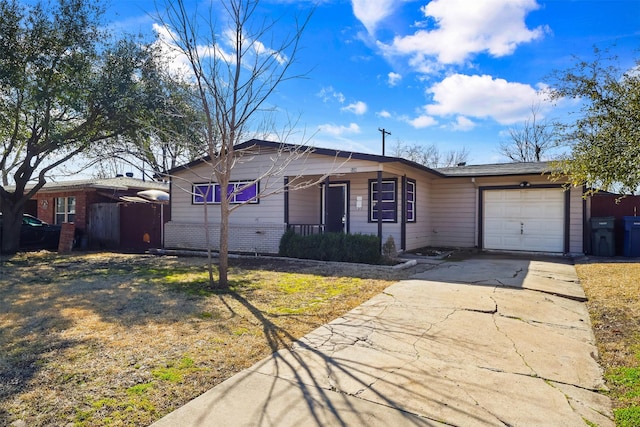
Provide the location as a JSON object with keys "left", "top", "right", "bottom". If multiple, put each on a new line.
{"left": 29, "top": 176, "right": 170, "bottom": 250}
{"left": 165, "top": 139, "right": 584, "bottom": 256}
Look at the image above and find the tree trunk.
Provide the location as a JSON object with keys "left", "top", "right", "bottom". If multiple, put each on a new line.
{"left": 218, "top": 197, "right": 230, "bottom": 289}
{"left": 202, "top": 194, "right": 215, "bottom": 288}
{"left": 1, "top": 201, "right": 24, "bottom": 255}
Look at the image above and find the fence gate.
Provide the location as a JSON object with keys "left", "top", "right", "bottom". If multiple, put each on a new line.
{"left": 88, "top": 203, "right": 120, "bottom": 248}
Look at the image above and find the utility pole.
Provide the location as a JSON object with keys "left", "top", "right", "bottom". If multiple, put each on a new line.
{"left": 378, "top": 128, "right": 391, "bottom": 156}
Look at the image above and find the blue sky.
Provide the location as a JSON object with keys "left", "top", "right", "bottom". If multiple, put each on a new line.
{"left": 106, "top": 0, "right": 640, "bottom": 165}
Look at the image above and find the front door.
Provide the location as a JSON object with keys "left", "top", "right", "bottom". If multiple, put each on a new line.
{"left": 325, "top": 184, "right": 347, "bottom": 233}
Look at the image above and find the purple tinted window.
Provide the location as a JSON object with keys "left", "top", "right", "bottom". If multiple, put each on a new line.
{"left": 193, "top": 184, "right": 214, "bottom": 204}
{"left": 193, "top": 181, "right": 259, "bottom": 204}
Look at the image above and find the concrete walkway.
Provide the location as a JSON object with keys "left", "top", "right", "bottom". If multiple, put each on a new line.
{"left": 152, "top": 256, "right": 613, "bottom": 427}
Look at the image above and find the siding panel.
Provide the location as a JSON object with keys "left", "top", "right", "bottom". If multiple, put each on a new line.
{"left": 569, "top": 186, "right": 585, "bottom": 254}
{"left": 429, "top": 178, "right": 477, "bottom": 248}
{"left": 289, "top": 185, "right": 320, "bottom": 224}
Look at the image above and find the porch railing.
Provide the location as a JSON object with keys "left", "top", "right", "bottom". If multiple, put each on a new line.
{"left": 287, "top": 224, "right": 325, "bottom": 236}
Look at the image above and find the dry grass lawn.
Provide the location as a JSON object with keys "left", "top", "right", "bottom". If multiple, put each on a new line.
{"left": 575, "top": 259, "right": 640, "bottom": 426}
{"left": 6, "top": 251, "right": 638, "bottom": 426}
{"left": 0, "top": 251, "right": 412, "bottom": 426}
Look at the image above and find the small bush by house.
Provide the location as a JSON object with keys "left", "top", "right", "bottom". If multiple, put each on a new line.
{"left": 279, "top": 231, "right": 381, "bottom": 264}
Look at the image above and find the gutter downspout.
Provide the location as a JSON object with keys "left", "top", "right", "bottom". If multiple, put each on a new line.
{"left": 472, "top": 177, "right": 479, "bottom": 248}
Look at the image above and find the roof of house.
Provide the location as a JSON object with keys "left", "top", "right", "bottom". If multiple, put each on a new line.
{"left": 168, "top": 139, "right": 448, "bottom": 177}
{"left": 435, "top": 162, "right": 554, "bottom": 177}
{"left": 168, "top": 139, "right": 554, "bottom": 179}
{"left": 30, "top": 176, "right": 169, "bottom": 193}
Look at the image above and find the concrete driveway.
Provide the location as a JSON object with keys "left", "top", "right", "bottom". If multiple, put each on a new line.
{"left": 152, "top": 256, "right": 613, "bottom": 427}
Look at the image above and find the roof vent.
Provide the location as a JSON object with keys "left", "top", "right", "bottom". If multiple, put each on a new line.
{"left": 125, "top": 172, "right": 134, "bottom": 178}
{"left": 457, "top": 162, "right": 466, "bottom": 167}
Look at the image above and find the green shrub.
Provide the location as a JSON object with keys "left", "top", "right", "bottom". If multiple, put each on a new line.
{"left": 279, "top": 231, "right": 381, "bottom": 264}
{"left": 278, "top": 230, "right": 296, "bottom": 256}
{"left": 343, "top": 233, "right": 381, "bottom": 264}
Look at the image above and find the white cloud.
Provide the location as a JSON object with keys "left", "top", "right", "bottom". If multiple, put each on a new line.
{"left": 379, "top": 0, "right": 547, "bottom": 69}
{"left": 424, "top": 74, "right": 551, "bottom": 124}
{"left": 341, "top": 101, "right": 368, "bottom": 115}
{"left": 317, "top": 86, "right": 346, "bottom": 104}
{"left": 152, "top": 24, "right": 195, "bottom": 78}
{"left": 251, "top": 38, "right": 288, "bottom": 65}
{"left": 388, "top": 72, "right": 402, "bottom": 86}
{"left": 451, "top": 115, "right": 475, "bottom": 131}
{"left": 377, "top": 110, "right": 392, "bottom": 118}
{"left": 152, "top": 23, "right": 287, "bottom": 80}
{"left": 406, "top": 113, "right": 438, "bottom": 129}
{"left": 218, "top": 27, "right": 287, "bottom": 64}
{"left": 318, "top": 123, "right": 362, "bottom": 136}
{"left": 309, "top": 137, "right": 377, "bottom": 155}
{"left": 352, "top": 0, "right": 399, "bottom": 35}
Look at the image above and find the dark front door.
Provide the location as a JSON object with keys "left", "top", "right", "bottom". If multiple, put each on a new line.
{"left": 325, "top": 185, "right": 345, "bottom": 233}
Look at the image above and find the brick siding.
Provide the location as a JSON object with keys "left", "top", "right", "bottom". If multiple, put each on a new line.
{"left": 58, "top": 222, "right": 76, "bottom": 253}
{"left": 165, "top": 221, "right": 286, "bottom": 254}
{"left": 34, "top": 190, "right": 89, "bottom": 231}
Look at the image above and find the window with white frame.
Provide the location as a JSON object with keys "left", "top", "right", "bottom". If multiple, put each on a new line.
{"left": 369, "top": 179, "right": 397, "bottom": 222}
{"left": 192, "top": 181, "right": 259, "bottom": 204}
{"left": 406, "top": 179, "right": 416, "bottom": 222}
{"left": 55, "top": 197, "right": 76, "bottom": 224}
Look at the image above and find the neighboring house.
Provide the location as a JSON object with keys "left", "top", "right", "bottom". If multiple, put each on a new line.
{"left": 165, "top": 139, "right": 585, "bottom": 256}
{"left": 29, "top": 176, "right": 169, "bottom": 250}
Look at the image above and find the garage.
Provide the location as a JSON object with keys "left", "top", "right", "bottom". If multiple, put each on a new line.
{"left": 483, "top": 188, "right": 565, "bottom": 252}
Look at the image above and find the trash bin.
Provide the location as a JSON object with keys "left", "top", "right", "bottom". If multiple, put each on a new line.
{"left": 590, "top": 216, "right": 615, "bottom": 256}
{"left": 623, "top": 216, "right": 640, "bottom": 257}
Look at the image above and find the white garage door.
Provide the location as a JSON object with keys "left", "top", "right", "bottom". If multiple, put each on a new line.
{"left": 483, "top": 188, "right": 564, "bottom": 252}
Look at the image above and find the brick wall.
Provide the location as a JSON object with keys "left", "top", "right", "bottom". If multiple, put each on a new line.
{"left": 34, "top": 190, "right": 89, "bottom": 232}
{"left": 58, "top": 222, "right": 76, "bottom": 253}
{"left": 165, "top": 221, "right": 286, "bottom": 254}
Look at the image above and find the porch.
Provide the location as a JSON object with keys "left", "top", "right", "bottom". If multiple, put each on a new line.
{"left": 283, "top": 171, "right": 421, "bottom": 251}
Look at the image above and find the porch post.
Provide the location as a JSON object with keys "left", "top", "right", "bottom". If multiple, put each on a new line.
{"left": 284, "top": 177, "right": 289, "bottom": 228}
{"left": 564, "top": 188, "right": 571, "bottom": 254}
{"left": 401, "top": 175, "right": 407, "bottom": 251}
{"left": 324, "top": 175, "right": 330, "bottom": 233}
{"left": 377, "top": 170, "right": 382, "bottom": 251}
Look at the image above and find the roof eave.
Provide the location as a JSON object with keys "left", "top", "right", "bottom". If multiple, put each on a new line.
{"left": 167, "top": 139, "right": 446, "bottom": 178}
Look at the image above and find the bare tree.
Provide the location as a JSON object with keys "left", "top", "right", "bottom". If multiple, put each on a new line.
{"left": 169, "top": 138, "right": 351, "bottom": 288}
{"left": 498, "top": 104, "right": 558, "bottom": 162}
{"left": 157, "top": 0, "right": 323, "bottom": 288}
{"left": 391, "top": 140, "right": 470, "bottom": 167}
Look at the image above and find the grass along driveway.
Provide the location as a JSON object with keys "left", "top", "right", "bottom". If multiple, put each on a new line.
{"left": 576, "top": 259, "right": 640, "bottom": 427}
{"left": 0, "top": 252, "right": 405, "bottom": 426}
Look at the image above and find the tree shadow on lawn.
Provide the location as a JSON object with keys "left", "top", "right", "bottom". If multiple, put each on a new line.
{"left": 0, "top": 256, "right": 214, "bottom": 425}
{"left": 0, "top": 252, "right": 410, "bottom": 426}
{"left": 0, "top": 325, "right": 81, "bottom": 425}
